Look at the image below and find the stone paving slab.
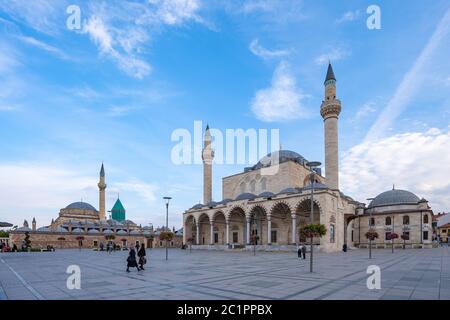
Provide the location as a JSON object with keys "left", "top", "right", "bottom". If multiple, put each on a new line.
{"left": 0, "top": 247, "right": 449, "bottom": 300}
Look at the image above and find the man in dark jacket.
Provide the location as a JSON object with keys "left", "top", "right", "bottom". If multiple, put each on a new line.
{"left": 137, "top": 243, "right": 147, "bottom": 270}
{"left": 126, "top": 247, "right": 140, "bottom": 272}
{"left": 301, "top": 244, "right": 306, "bottom": 259}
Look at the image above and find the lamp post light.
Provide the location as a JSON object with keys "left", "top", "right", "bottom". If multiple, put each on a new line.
{"left": 306, "top": 161, "right": 321, "bottom": 273}
{"left": 367, "top": 198, "right": 375, "bottom": 259}
{"left": 163, "top": 196, "right": 172, "bottom": 261}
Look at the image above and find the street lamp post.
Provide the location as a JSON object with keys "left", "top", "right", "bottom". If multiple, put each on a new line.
{"left": 163, "top": 196, "right": 172, "bottom": 261}
{"left": 367, "top": 198, "right": 375, "bottom": 259}
{"left": 306, "top": 161, "right": 321, "bottom": 273}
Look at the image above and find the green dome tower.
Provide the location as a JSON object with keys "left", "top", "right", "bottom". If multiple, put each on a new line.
{"left": 111, "top": 198, "right": 126, "bottom": 222}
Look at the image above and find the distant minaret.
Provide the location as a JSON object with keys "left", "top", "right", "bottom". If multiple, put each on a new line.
{"left": 202, "top": 124, "right": 214, "bottom": 204}
{"left": 32, "top": 217, "right": 36, "bottom": 231}
{"left": 98, "top": 163, "right": 107, "bottom": 220}
{"left": 320, "top": 63, "right": 341, "bottom": 190}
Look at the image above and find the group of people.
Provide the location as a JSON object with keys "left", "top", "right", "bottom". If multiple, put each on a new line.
{"left": 126, "top": 243, "right": 147, "bottom": 272}
{"left": 0, "top": 242, "right": 18, "bottom": 252}
{"left": 297, "top": 244, "right": 307, "bottom": 259}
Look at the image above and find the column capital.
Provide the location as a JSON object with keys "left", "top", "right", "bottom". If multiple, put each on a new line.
{"left": 291, "top": 214, "right": 297, "bottom": 219}
{"left": 210, "top": 220, "right": 214, "bottom": 225}
{"left": 266, "top": 214, "right": 272, "bottom": 221}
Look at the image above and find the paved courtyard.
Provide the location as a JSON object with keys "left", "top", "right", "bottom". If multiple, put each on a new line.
{"left": 1, "top": 247, "right": 449, "bottom": 300}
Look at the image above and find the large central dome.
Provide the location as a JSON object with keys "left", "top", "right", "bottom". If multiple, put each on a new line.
{"left": 248, "top": 150, "right": 307, "bottom": 171}
{"left": 368, "top": 189, "right": 420, "bottom": 208}
{"left": 66, "top": 202, "right": 97, "bottom": 211}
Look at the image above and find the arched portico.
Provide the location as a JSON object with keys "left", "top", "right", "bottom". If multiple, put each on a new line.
{"left": 248, "top": 205, "right": 268, "bottom": 245}
{"left": 212, "top": 211, "right": 227, "bottom": 245}
{"left": 294, "top": 199, "right": 321, "bottom": 244}
{"left": 269, "top": 202, "right": 293, "bottom": 245}
{"left": 228, "top": 206, "right": 246, "bottom": 245}
{"left": 198, "top": 213, "right": 210, "bottom": 245}
{"left": 184, "top": 214, "right": 196, "bottom": 245}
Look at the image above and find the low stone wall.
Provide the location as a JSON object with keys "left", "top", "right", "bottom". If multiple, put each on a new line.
{"left": 9, "top": 232, "right": 146, "bottom": 249}
{"left": 190, "top": 244, "right": 324, "bottom": 253}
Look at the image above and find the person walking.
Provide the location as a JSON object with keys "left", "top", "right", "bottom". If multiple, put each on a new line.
{"left": 297, "top": 244, "right": 302, "bottom": 258}
{"left": 301, "top": 243, "right": 306, "bottom": 260}
{"left": 137, "top": 243, "right": 147, "bottom": 270}
{"left": 126, "top": 247, "right": 140, "bottom": 273}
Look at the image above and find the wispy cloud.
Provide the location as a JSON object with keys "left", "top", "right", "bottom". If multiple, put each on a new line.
{"left": 351, "top": 101, "right": 377, "bottom": 122}
{"left": 16, "top": 35, "right": 69, "bottom": 60}
{"left": 336, "top": 10, "right": 361, "bottom": 24}
{"left": 251, "top": 61, "right": 308, "bottom": 122}
{"left": 315, "top": 47, "right": 350, "bottom": 65}
{"left": 341, "top": 127, "right": 450, "bottom": 212}
{"left": 249, "top": 38, "right": 290, "bottom": 59}
{"left": 115, "top": 180, "right": 159, "bottom": 204}
{"left": 365, "top": 8, "right": 450, "bottom": 142}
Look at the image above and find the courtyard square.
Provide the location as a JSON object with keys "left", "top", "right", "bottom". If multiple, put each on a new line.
{"left": 1, "top": 247, "right": 449, "bottom": 300}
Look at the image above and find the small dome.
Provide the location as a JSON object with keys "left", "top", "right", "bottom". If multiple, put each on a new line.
{"left": 66, "top": 202, "right": 97, "bottom": 211}
{"left": 191, "top": 203, "right": 204, "bottom": 210}
{"left": 303, "top": 182, "right": 328, "bottom": 190}
{"left": 16, "top": 226, "right": 32, "bottom": 232}
{"left": 53, "top": 226, "right": 68, "bottom": 233}
{"left": 103, "top": 229, "right": 113, "bottom": 234}
{"left": 258, "top": 191, "right": 275, "bottom": 198}
{"left": 116, "top": 229, "right": 127, "bottom": 235}
{"left": 37, "top": 227, "right": 51, "bottom": 232}
{"left": 206, "top": 201, "right": 218, "bottom": 208}
{"left": 218, "top": 199, "right": 232, "bottom": 205}
{"left": 251, "top": 150, "right": 307, "bottom": 170}
{"left": 88, "top": 229, "right": 100, "bottom": 234}
{"left": 278, "top": 187, "right": 299, "bottom": 195}
{"left": 235, "top": 193, "right": 257, "bottom": 201}
{"left": 130, "top": 230, "right": 141, "bottom": 235}
{"left": 71, "top": 228, "right": 84, "bottom": 233}
{"left": 369, "top": 189, "right": 420, "bottom": 208}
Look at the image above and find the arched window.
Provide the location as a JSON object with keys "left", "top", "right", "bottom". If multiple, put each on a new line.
{"left": 250, "top": 180, "right": 256, "bottom": 193}
{"left": 239, "top": 182, "right": 246, "bottom": 194}
{"left": 423, "top": 215, "right": 429, "bottom": 224}
{"left": 403, "top": 215, "right": 410, "bottom": 225}
{"left": 260, "top": 178, "right": 267, "bottom": 192}
{"left": 385, "top": 217, "right": 392, "bottom": 225}
{"left": 369, "top": 218, "right": 375, "bottom": 226}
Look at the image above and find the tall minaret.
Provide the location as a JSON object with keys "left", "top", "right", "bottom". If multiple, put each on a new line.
{"left": 202, "top": 124, "right": 214, "bottom": 204}
{"left": 98, "top": 163, "right": 107, "bottom": 220}
{"left": 320, "top": 63, "right": 341, "bottom": 190}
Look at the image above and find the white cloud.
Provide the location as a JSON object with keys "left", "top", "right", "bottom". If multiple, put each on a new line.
{"left": 341, "top": 127, "right": 450, "bottom": 212}
{"left": 149, "top": 0, "right": 202, "bottom": 25}
{"left": 336, "top": 10, "right": 361, "bottom": 24}
{"left": 365, "top": 8, "right": 450, "bottom": 142}
{"left": 249, "top": 39, "right": 290, "bottom": 59}
{"left": 17, "top": 35, "right": 69, "bottom": 60}
{"left": 315, "top": 47, "right": 350, "bottom": 66}
{"left": 114, "top": 180, "right": 159, "bottom": 204}
{"left": 251, "top": 61, "right": 308, "bottom": 122}
{"left": 352, "top": 101, "right": 377, "bottom": 122}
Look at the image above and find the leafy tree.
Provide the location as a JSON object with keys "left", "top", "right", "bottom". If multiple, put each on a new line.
{"left": 24, "top": 232, "right": 32, "bottom": 250}
{"left": 365, "top": 230, "right": 379, "bottom": 241}
{"left": 0, "top": 230, "right": 10, "bottom": 238}
{"left": 299, "top": 224, "right": 327, "bottom": 239}
{"left": 160, "top": 231, "right": 174, "bottom": 242}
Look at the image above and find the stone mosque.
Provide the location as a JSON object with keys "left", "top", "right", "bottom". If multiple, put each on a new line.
{"left": 9, "top": 164, "right": 153, "bottom": 249}
{"left": 182, "top": 64, "right": 434, "bottom": 252}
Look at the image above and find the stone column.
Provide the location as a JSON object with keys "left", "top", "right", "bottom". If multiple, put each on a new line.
{"left": 291, "top": 214, "right": 297, "bottom": 245}
{"left": 225, "top": 218, "right": 230, "bottom": 245}
{"left": 267, "top": 214, "right": 272, "bottom": 245}
{"left": 183, "top": 219, "right": 187, "bottom": 245}
{"left": 196, "top": 223, "right": 200, "bottom": 245}
{"left": 210, "top": 221, "right": 214, "bottom": 245}
{"left": 246, "top": 217, "right": 251, "bottom": 245}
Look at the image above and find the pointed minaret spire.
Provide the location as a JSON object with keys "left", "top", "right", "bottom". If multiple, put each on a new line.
{"left": 202, "top": 123, "right": 214, "bottom": 204}
{"left": 98, "top": 163, "right": 107, "bottom": 220}
{"left": 320, "top": 63, "right": 341, "bottom": 190}
{"left": 324, "top": 62, "right": 336, "bottom": 84}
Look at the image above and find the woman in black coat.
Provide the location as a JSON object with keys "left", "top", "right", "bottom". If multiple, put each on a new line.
{"left": 126, "top": 247, "right": 140, "bottom": 272}
{"left": 137, "top": 243, "right": 147, "bottom": 270}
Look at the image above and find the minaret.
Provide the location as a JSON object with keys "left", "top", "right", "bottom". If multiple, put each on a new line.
{"left": 32, "top": 217, "right": 36, "bottom": 231}
{"left": 202, "top": 124, "right": 214, "bottom": 204}
{"left": 98, "top": 163, "right": 107, "bottom": 220}
{"left": 320, "top": 63, "right": 341, "bottom": 190}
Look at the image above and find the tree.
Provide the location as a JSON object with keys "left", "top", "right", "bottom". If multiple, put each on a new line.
{"left": 0, "top": 230, "right": 10, "bottom": 238}
{"left": 365, "top": 230, "right": 379, "bottom": 241}
{"left": 299, "top": 224, "right": 327, "bottom": 239}
{"left": 388, "top": 232, "right": 399, "bottom": 253}
{"left": 401, "top": 233, "right": 409, "bottom": 249}
{"left": 105, "top": 235, "right": 116, "bottom": 241}
{"left": 160, "top": 231, "right": 174, "bottom": 242}
{"left": 23, "top": 232, "right": 32, "bottom": 251}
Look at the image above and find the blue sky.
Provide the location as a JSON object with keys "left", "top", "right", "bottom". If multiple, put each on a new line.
{"left": 0, "top": 0, "right": 450, "bottom": 229}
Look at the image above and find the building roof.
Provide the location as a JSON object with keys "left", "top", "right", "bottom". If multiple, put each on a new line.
{"left": 325, "top": 63, "right": 336, "bottom": 83}
{"left": 368, "top": 189, "right": 420, "bottom": 208}
{"left": 66, "top": 202, "right": 97, "bottom": 211}
{"left": 111, "top": 198, "right": 126, "bottom": 221}
{"left": 235, "top": 193, "right": 257, "bottom": 201}
{"left": 247, "top": 150, "right": 307, "bottom": 171}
